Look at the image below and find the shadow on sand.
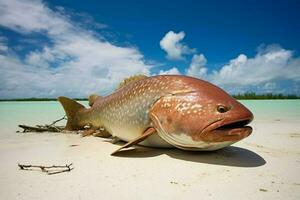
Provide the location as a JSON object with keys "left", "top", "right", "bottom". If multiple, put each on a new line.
{"left": 112, "top": 145, "right": 266, "bottom": 167}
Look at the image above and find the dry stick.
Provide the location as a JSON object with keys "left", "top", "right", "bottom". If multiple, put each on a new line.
{"left": 49, "top": 115, "right": 67, "bottom": 126}
{"left": 18, "top": 115, "right": 66, "bottom": 133}
{"left": 18, "top": 163, "right": 73, "bottom": 175}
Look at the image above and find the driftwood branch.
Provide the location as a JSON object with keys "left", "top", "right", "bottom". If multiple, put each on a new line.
{"left": 18, "top": 163, "right": 73, "bottom": 175}
{"left": 17, "top": 115, "right": 110, "bottom": 138}
{"left": 18, "top": 124, "right": 64, "bottom": 132}
{"left": 18, "top": 115, "right": 66, "bottom": 133}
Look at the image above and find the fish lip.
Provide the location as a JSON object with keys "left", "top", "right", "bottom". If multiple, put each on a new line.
{"left": 201, "top": 118, "right": 224, "bottom": 134}
{"left": 201, "top": 117, "right": 253, "bottom": 134}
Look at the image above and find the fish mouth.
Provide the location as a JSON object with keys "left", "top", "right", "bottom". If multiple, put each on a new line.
{"left": 215, "top": 118, "right": 252, "bottom": 131}
{"left": 201, "top": 117, "right": 253, "bottom": 142}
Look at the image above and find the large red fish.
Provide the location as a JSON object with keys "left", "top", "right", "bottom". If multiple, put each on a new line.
{"left": 58, "top": 75, "right": 253, "bottom": 155}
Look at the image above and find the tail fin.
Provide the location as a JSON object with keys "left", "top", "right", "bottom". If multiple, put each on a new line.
{"left": 58, "top": 96, "right": 86, "bottom": 130}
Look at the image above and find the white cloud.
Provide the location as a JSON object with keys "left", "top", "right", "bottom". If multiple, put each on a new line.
{"left": 159, "top": 31, "right": 195, "bottom": 60}
{"left": 186, "top": 54, "right": 207, "bottom": 78}
{"left": 0, "top": 0, "right": 152, "bottom": 98}
{"left": 159, "top": 67, "right": 181, "bottom": 75}
{"left": 0, "top": 0, "right": 70, "bottom": 35}
{"left": 210, "top": 45, "right": 300, "bottom": 87}
{"left": 186, "top": 44, "right": 300, "bottom": 94}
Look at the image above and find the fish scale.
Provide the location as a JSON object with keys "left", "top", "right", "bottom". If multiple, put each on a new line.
{"left": 91, "top": 76, "right": 191, "bottom": 147}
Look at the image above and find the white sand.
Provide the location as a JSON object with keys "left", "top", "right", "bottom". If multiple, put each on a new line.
{"left": 0, "top": 119, "right": 299, "bottom": 200}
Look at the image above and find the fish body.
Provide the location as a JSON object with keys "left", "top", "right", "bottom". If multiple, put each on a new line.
{"left": 59, "top": 75, "right": 253, "bottom": 153}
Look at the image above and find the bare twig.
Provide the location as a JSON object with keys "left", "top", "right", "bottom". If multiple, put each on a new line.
{"left": 18, "top": 163, "right": 73, "bottom": 175}
{"left": 18, "top": 115, "right": 66, "bottom": 133}
{"left": 49, "top": 115, "right": 67, "bottom": 126}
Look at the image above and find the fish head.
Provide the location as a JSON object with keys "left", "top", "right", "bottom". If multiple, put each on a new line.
{"left": 150, "top": 78, "right": 253, "bottom": 150}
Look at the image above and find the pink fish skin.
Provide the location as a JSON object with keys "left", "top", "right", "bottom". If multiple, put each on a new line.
{"left": 59, "top": 75, "right": 253, "bottom": 151}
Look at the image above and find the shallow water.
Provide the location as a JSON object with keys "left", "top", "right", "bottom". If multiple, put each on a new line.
{"left": 240, "top": 100, "right": 300, "bottom": 121}
{"left": 0, "top": 100, "right": 299, "bottom": 134}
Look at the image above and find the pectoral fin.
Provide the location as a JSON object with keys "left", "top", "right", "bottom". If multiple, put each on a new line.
{"left": 111, "top": 127, "right": 156, "bottom": 155}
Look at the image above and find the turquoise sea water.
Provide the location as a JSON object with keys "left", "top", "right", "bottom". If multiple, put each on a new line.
{"left": 240, "top": 100, "right": 300, "bottom": 121}
{"left": 0, "top": 100, "right": 299, "bottom": 134}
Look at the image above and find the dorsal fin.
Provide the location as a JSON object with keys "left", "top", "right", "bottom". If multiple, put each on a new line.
{"left": 117, "top": 74, "right": 148, "bottom": 89}
{"left": 88, "top": 94, "right": 99, "bottom": 106}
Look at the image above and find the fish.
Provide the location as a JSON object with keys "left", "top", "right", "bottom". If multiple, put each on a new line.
{"left": 58, "top": 75, "right": 253, "bottom": 155}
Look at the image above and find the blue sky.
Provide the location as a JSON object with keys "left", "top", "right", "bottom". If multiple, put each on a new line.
{"left": 0, "top": 0, "right": 300, "bottom": 98}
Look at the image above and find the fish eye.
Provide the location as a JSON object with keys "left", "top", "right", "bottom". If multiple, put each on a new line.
{"left": 217, "top": 105, "right": 229, "bottom": 113}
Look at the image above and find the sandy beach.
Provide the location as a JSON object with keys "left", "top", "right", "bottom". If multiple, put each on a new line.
{"left": 0, "top": 101, "right": 299, "bottom": 200}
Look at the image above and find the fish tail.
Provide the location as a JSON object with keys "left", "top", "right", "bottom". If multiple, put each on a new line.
{"left": 58, "top": 96, "right": 86, "bottom": 130}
